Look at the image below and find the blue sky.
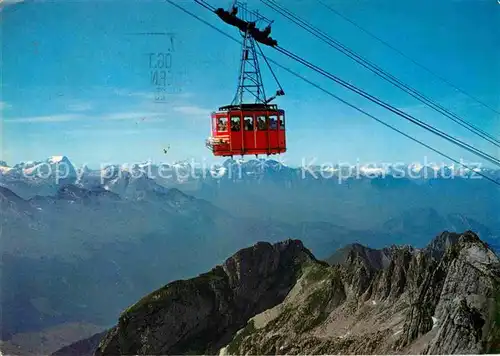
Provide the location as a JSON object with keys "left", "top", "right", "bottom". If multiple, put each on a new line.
{"left": 1, "top": 0, "right": 499, "bottom": 169}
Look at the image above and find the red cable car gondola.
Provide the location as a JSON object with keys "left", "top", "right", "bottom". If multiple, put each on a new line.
{"left": 207, "top": 103, "right": 286, "bottom": 157}
{"left": 206, "top": 2, "right": 286, "bottom": 158}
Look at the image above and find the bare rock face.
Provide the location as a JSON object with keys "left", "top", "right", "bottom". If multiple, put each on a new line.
{"left": 52, "top": 331, "right": 107, "bottom": 356}
{"left": 397, "top": 231, "right": 500, "bottom": 354}
{"left": 220, "top": 231, "right": 500, "bottom": 355}
{"left": 91, "top": 231, "right": 500, "bottom": 355}
{"left": 94, "top": 239, "right": 316, "bottom": 355}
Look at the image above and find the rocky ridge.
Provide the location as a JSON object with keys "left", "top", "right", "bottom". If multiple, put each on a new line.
{"left": 54, "top": 231, "right": 500, "bottom": 355}
{"left": 218, "top": 231, "right": 500, "bottom": 354}
{"left": 94, "top": 239, "right": 316, "bottom": 355}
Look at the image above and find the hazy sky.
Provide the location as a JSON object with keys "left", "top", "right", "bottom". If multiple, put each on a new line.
{"left": 2, "top": 0, "right": 499, "bottom": 169}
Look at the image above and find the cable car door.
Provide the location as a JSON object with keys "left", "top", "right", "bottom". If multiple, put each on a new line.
{"left": 229, "top": 113, "right": 242, "bottom": 153}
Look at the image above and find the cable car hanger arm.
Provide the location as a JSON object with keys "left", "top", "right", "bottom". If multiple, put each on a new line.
{"left": 255, "top": 41, "right": 285, "bottom": 104}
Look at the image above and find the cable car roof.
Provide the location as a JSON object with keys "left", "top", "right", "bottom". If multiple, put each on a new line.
{"left": 217, "top": 103, "right": 282, "bottom": 112}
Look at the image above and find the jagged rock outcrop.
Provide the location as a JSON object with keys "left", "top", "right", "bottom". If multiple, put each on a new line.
{"left": 221, "top": 231, "right": 500, "bottom": 355}
{"left": 94, "top": 239, "right": 317, "bottom": 355}
{"left": 52, "top": 331, "right": 108, "bottom": 356}
{"left": 395, "top": 231, "right": 500, "bottom": 353}
{"left": 91, "top": 231, "right": 500, "bottom": 355}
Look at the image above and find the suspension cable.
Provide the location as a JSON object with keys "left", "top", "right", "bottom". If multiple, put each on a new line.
{"left": 315, "top": 0, "right": 500, "bottom": 118}
{"left": 194, "top": 0, "right": 215, "bottom": 11}
{"left": 166, "top": 0, "right": 500, "bottom": 186}
{"left": 195, "top": 0, "right": 500, "bottom": 167}
{"left": 273, "top": 45, "right": 500, "bottom": 168}
{"left": 260, "top": 0, "right": 500, "bottom": 149}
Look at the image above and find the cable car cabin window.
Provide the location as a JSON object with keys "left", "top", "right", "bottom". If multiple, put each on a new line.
{"left": 269, "top": 115, "right": 278, "bottom": 130}
{"left": 217, "top": 117, "right": 228, "bottom": 132}
{"left": 244, "top": 116, "right": 254, "bottom": 131}
{"left": 230, "top": 116, "right": 241, "bottom": 131}
{"left": 256, "top": 115, "right": 268, "bottom": 130}
{"left": 279, "top": 114, "right": 285, "bottom": 130}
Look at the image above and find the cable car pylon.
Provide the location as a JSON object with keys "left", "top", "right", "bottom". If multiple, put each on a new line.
{"left": 206, "top": 1, "right": 286, "bottom": 159}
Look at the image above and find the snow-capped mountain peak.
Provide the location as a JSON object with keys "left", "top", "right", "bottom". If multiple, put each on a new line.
{"left": 2, "top": 155, "right": 76, "bottom": 179}
{"left": 47, "top": 155, "right": 66, "bottom": 164}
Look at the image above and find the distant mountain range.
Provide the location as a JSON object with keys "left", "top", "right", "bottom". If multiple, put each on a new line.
{"left": 1, "top": 156, "right": 499, "bottom": 199}
{"left": 2, "top": 155, "right": 499, "bottom": 230}
{"left": 1, "top": 156, "right": 499, "bottom": 354}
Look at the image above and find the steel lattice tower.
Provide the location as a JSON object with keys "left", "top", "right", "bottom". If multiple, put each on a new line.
{"left": 231, "top": 1, "right": 271, "bottom": 106}
{"left": 232, "top": 32, "right": 266, "bottom": 105}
